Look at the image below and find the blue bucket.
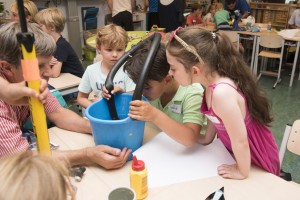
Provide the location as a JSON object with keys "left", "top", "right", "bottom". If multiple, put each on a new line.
{"left": 85, "top": 93, "right": 146, "bottom": 160}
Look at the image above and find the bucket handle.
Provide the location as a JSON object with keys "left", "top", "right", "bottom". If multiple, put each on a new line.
{"left": 105, "top": 33, "right": 161, "bottom": 120}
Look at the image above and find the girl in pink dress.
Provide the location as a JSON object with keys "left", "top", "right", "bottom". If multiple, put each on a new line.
{"left": 166, "top": 27, "right": 280, "bottom": 180}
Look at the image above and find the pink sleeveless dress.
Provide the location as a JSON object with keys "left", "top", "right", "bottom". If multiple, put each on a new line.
{"left": 201, "top": 83, "right": 280, "bottom": 176}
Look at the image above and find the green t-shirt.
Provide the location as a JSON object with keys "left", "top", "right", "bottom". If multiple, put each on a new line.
{"left": 214, "top": 10, "right": 230, "bottom": 26}
{"left": 151, "top": 83, "right": 207, "bottom": 135}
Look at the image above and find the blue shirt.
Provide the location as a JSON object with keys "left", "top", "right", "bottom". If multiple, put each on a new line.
{"left": 225, "top": 0, "right": 252, "bottom": 16}
{"left": 149, "top": 0, "right": 159, "bottom": 13}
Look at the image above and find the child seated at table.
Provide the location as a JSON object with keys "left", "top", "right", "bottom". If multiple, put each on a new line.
{"left": 77, "top": 24, "right": 135, "bottom": 109}
{"left": 185, "top": 3, "right": 205, "bottom": 27}
{"left": 203, "top": 4, "right": 216, "bottom": 28}
{"left": 123, "top": 40, "right": 207, "bottom": 147}
{"left": 214, "top": 3, "right": 231, "bottom": 30}
{"left": 10, "top": 0, "right": 38, "bottom": 23}
{"left": 34, "top": 7, "right": 84, "bottom": 78}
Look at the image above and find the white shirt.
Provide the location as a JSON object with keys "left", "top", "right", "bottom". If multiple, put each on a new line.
{"left": 112, "top": 0, "right": 132, "bottom": 17}
{"left": 78, "top": 61, "right": 136, "bottom": 97}
{"left": 288, "top": 9, "right": 300, "bottom": 27}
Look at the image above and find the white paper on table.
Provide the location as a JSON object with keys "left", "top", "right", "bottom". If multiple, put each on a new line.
{"left": 133, "top": 132, "right": 236, "bottom": 188}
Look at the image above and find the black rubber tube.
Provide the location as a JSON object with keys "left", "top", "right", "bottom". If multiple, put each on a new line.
{"left": 104, "top": 33, "right": 161, "bottom": 120}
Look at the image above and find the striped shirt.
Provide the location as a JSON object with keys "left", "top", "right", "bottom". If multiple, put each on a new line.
{"left": 0, "top": 74, "right": 60, "bottom": 158}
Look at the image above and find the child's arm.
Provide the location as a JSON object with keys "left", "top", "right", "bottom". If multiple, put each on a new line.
{"left": 0, "top": 78, "right": 49, "bottom": 105}
{"left": 107, "top": 0, "right": 113, "bottom": 11}
{"left": 129, "top": 100, "right": 201, "bottom": 147}
{"left": 212, "top": 86, "right": 251, "bottom": 179}
{"left": 77, "top": 91, "right": 93, "bottom": 109}
{"left": 198, "top": 120, "right": 216, "bottom": 145}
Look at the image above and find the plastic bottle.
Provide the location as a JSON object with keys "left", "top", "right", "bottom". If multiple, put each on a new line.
{"left": 130, "top": 156, "right": 148, "bottom": 200}
{"left": 267, "top": 21, "right": 272, "bottom": 32}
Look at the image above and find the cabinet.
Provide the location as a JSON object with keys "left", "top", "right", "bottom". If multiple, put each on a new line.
{"left": 133, "top": 12, "right": 146, "bottom": 30}
{"left": 250, "top": 2, "right": 291, "bottom": 30}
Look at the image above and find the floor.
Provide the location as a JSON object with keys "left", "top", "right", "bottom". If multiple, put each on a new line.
{"left": 77, "top": 58, "right": 300, "bottom": 183}
{"left": 259, "top": 70, "right": 300, "bottom": 184}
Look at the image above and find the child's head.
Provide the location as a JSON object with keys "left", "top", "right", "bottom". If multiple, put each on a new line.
{"left": 207, "top": 4, "right": 216, "bottom": 14}
{"left": 96, "top": 24, "right": 129, "bottom": 50}
{"left": 215, "top": 3, "right": 224, "bottom": 11}
{"left": 124, "top": 40, "right": 170, "bottom": 101}
{"left": 34, "top": 7, "right": 65, "bottom": 34}
{"left": 0, "top": 22, "right": 56, "bottom": 81}
{"left": 10, "top": 0, "right": 38, "bottom": 22}
{"left": 166, "top": 27, "right": 273, "bottom": 125}
{"left": 191, "top": 4, "right": 201, "bottom": 15}
{"left": 0, "top": 152, "right": 75, "bottom": 200}
{"left": 96, "top": 24, "right": 129, "bottom": 67}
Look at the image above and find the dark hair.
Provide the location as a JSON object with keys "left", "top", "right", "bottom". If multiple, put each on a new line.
{"left": 191, "top": 3, "right": 200, "bottom": 13}
{"left": 225, "top": 0, "right": 236, "bottom": 5}
{"left": 166, "top": 27, "right": 273, "bottom": 126}
{"left": 124, "top": 40, "right": 170, "bottom": 86}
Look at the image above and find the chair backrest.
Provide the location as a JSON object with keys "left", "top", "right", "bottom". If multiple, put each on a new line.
{"left": 105, "top": 14, "right": 113, "bottom": 25}
{"left": 219, "top": 30, "right": 238, "bottom": 43}
{"left": 287, "top": 120, "right": 300, "bottom": 156}
{"left": 259, "top": 34, "right": 283, "bottom": 49}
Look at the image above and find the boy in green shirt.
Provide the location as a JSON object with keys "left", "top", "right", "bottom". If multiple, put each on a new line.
{"left": 124, "top": 41, "right": 207, "bottom": 147}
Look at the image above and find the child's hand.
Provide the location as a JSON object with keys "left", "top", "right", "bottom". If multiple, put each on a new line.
{"left": 101, "top": 86, "right": 124, "bottom": 100}
{"left": 217, "top": 164, "right": 248, "bottom": 180}
{"left": 49, "top": 56, "right": 58, "bottom": 66}
{"left": 128, "top": 100, "right": 157, "bottom": 121}
{"left": 2, "top": 79, "right": 49, "bottom": 105}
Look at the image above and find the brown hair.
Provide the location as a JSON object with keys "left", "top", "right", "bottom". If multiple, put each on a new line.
{"left": 96, "top": 24, "right": 129, "bottom": 49}
{"left": 0, "top": 152, "right": 75, "bottom": 200}
{"left": 167, "top": 27, "right": 273, "bottom": 126}
{"left": 124, "top": 40, "right": 169, "bottom": 85}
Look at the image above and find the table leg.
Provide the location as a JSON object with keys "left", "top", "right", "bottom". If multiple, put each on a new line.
{"left": 289, "top": 41, "right": 300, "bottom": 87}
{"left": 252, "top": 35, "right": 258, "bottom": 76}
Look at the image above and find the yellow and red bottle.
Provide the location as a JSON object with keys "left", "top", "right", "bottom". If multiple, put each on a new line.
{"left": 130, "top": 156, "right": 148, "bottom": 200}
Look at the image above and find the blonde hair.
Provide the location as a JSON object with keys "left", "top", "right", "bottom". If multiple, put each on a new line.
{"left": 0, "top": 152, "right": 75, "bottom": 200}
{"left": 215, "top": 3, "right": 224, "bottom": 10}
{"left": 96, "top": 24, "right": 129, "bottom": 49}
{"left": 10, "top": 0, "right": 38, "bottom": 22}
{"left": 34, "top": 7, "right": 65, "bottom": 33}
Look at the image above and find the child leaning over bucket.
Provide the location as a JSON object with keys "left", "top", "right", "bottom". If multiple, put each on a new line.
{"left": 77, "top": 24, "right": 136, "bottom": 109}
{"left": 122, "top": 40, "right": 207, "bottom": 147}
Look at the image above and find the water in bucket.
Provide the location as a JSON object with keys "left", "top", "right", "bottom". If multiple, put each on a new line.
{"left": 85, "top": 93, "right": 146, "bottom": 160}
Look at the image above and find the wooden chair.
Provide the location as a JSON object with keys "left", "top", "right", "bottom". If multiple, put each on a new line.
{"left": 279, "top": 120, "right": 300, "bottom": 183}
{"left": 255, "top": 34, "right": 284, "bottom": 88}
{"left": 219, "top": 30, "right": 244, "bottom": 54}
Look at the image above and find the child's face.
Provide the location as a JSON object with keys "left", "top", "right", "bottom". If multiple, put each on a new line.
{"left": 166, "top": 51, "right": 193, "bottom": 86}
{"left": 142, "top": 79, "right": 167, "bottom": 101}
{"left": 98, "top": 43, "right": 126, "bottom": 68}
{"left": 38, "top": 23, "right": 52, "bottom": 34}
{"left": 37, "top": 55, "right": 53, "bottom": 81}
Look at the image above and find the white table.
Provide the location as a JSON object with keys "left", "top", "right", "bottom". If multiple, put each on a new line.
{"left": 48, "top": 73, "right": 81, "bottom": 96}
{"left": 48, "top": 124, "right": 300, "bottom": 200}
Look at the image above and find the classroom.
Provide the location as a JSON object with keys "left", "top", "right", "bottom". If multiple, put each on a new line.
{"left": 0, "top": 0, "right": 300, "bottom": 199}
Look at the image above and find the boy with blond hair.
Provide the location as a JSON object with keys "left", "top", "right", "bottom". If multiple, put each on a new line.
{"left": 77, "top": 24, "right": 135, "bottom": 108}
{"left": 214, "top": 3, "right": 231, "bottom": 30}
{"left": 35, "top": 7, "right": 84, "bottom": 78}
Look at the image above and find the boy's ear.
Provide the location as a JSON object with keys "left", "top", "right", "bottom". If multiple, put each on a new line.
{"left": 165, "top": 74, "right": 173, "bottom": 83}
{"left": 0, "top": 60, "right": 14, "bottom": 76}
